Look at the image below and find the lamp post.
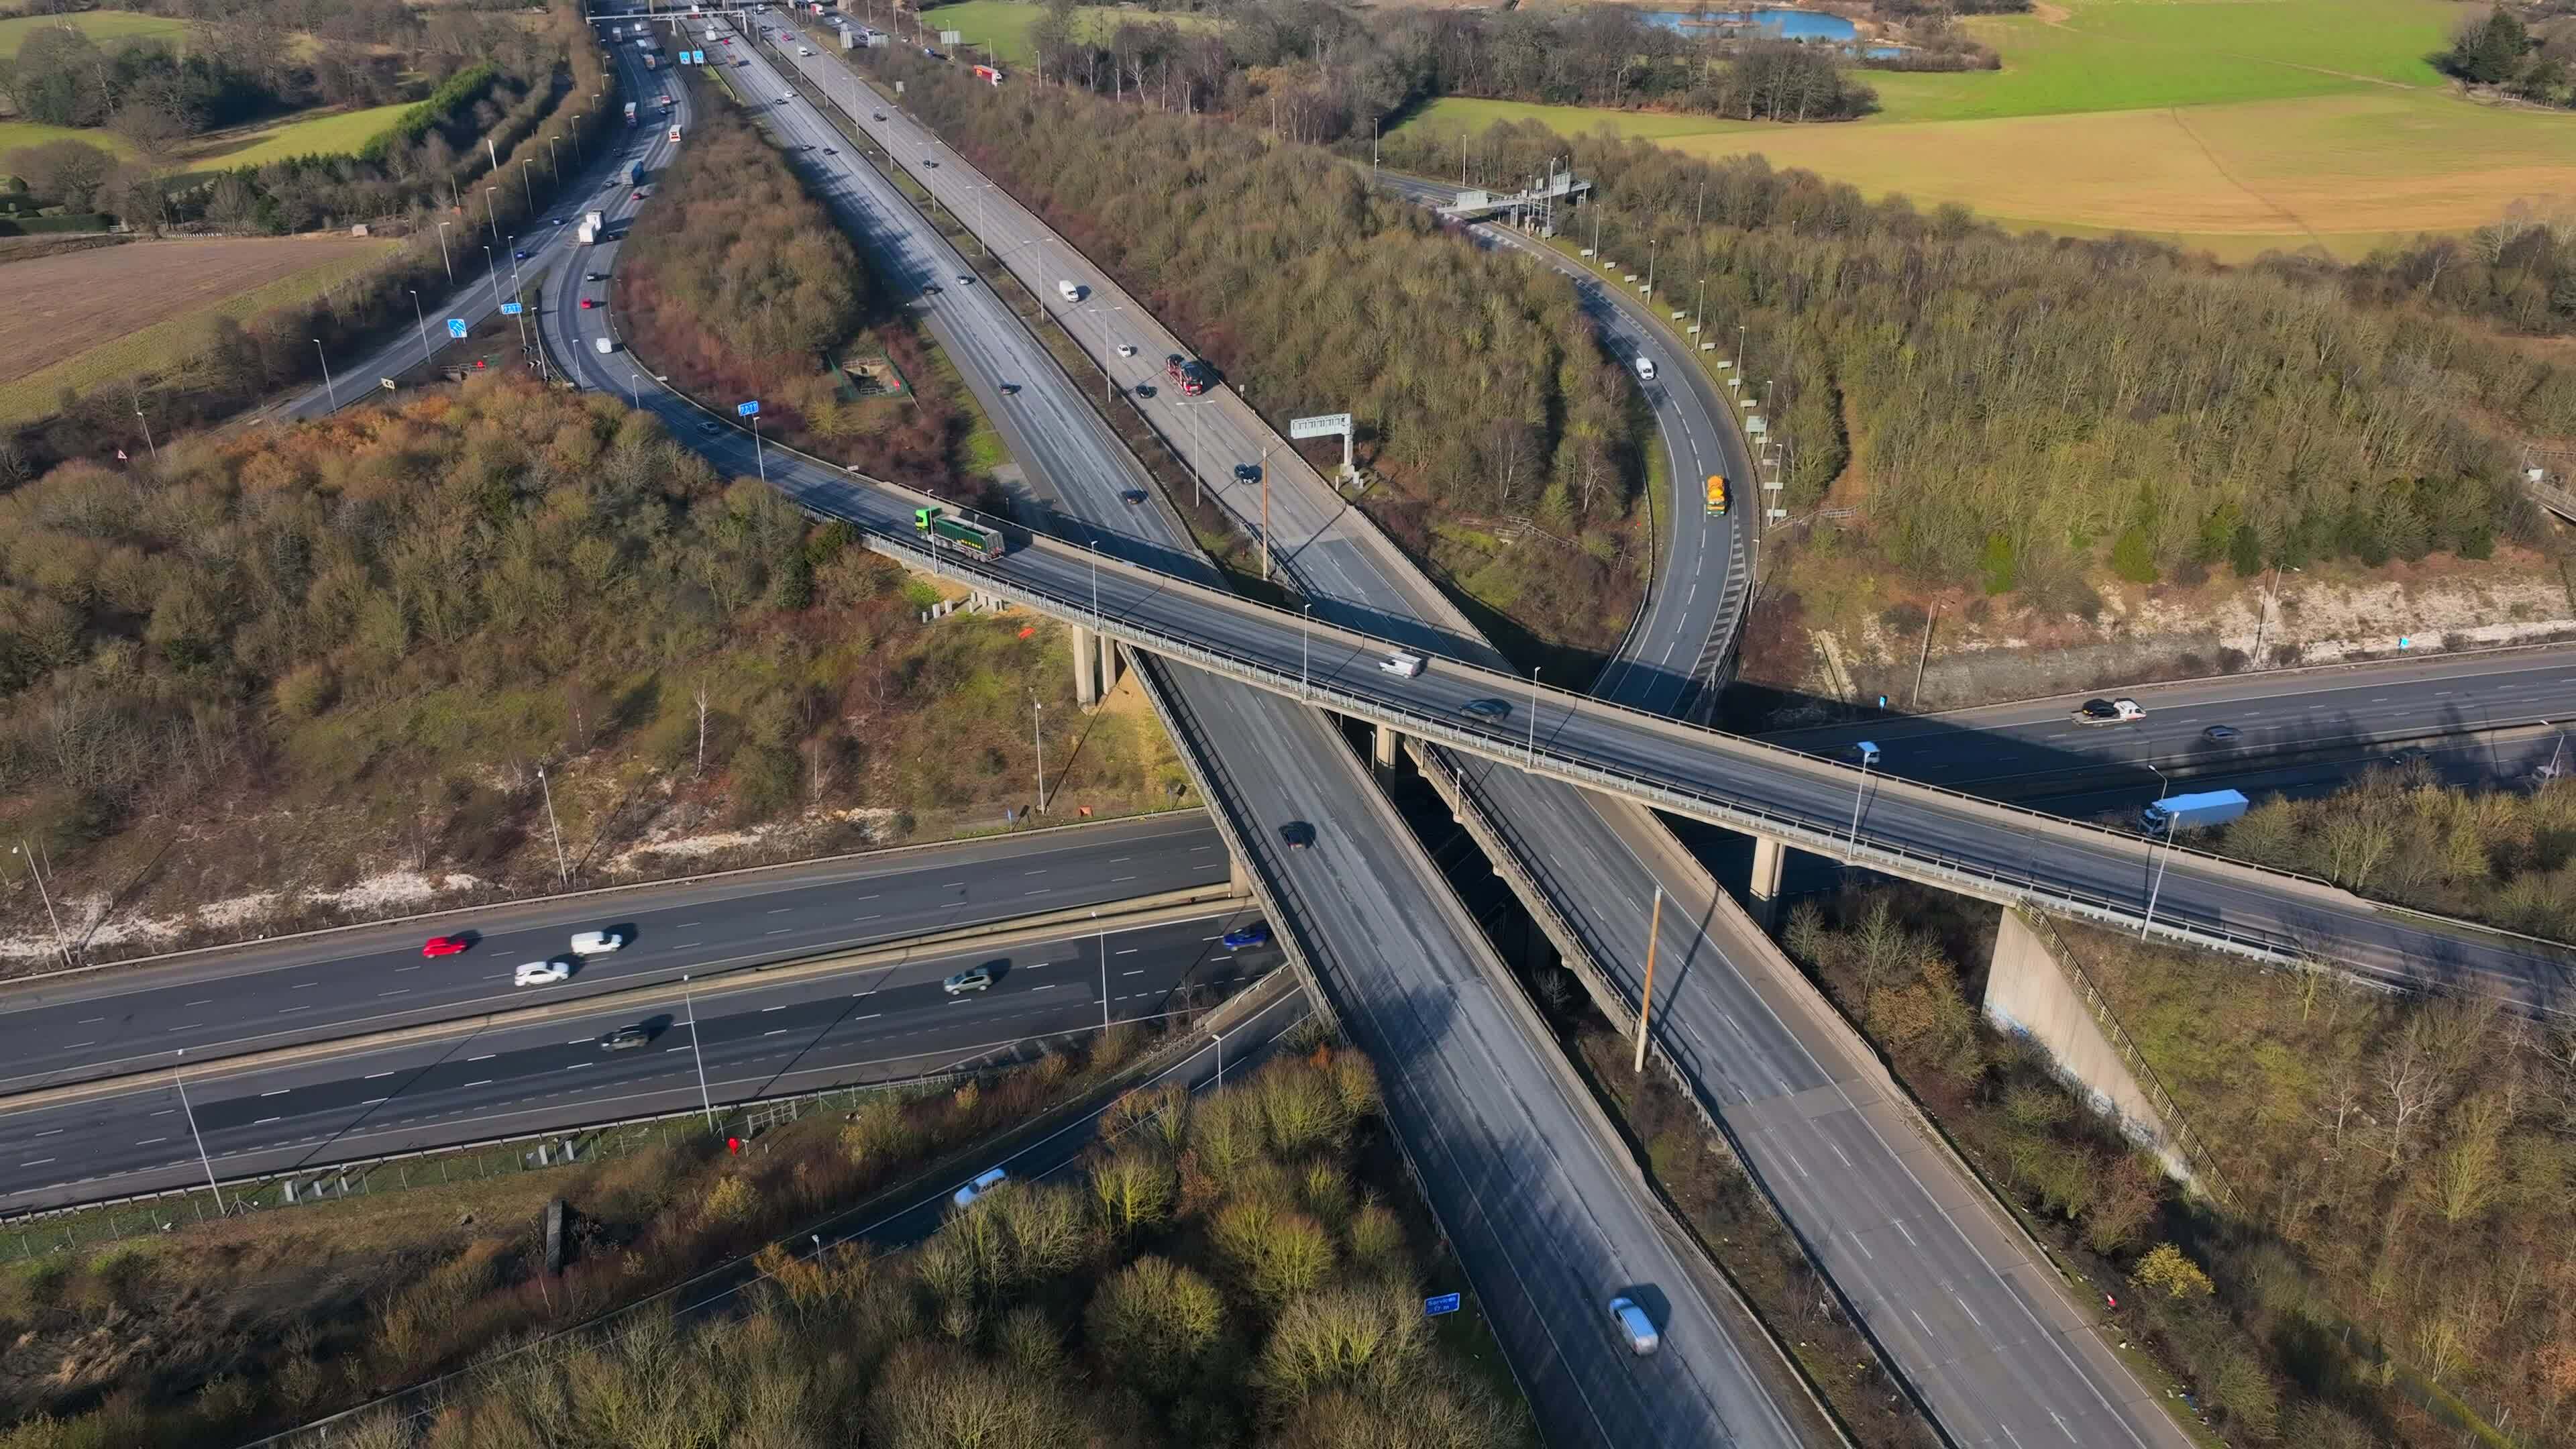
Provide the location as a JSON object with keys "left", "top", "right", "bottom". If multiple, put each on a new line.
{"left": 1847, "top": 743, "right": 1878, "bottom": 846}
{"left": 435, "top": 221, "right": 454, "bottom": 282}
{"left": 484, "top": 244, "right": 496, "bottom": 307}
{"left": 407, "top": 288, "right": 431, "bottom": 359}
{"left": 485, "top": 185, "right": 502, "bottom": 246}
{"left": 536, "top": 765, "right": 568, "bottom": 887}
{"left": 1300, "top": 604, "right": 1313, "bottom": 699}
{"left": 2140, "top": 763, "right": 2174, "bottom": 939}
{"left": 1525, "top": 667, "right": 1541, "bottom": 766}
{"left": 174, "top": 1064, "right": 225, "bottom": 1216}
{"left": 751, "top": 415, "right": 768, "bottom": 483}
{"left": 1645, "top": 237, "right": 1657, "bottom": 295}
{"left": 517, "top": 156, "right": 535, "bottom": 212}
{"left": 1088, "top": 540, "right": 1102, "bottom": 624}
{"left": 1692, "top": 276, "right": 1706, "bottom": 341}
{"left": 545, "top": 136, "right": 562, "bottom": 186}
{"left": 1030, "top": 699, "right": 1048, "bottom": 812}
{"left": 682, "top": 976, "right": 714, "bottom": 1129}
{"left": 1086, "top": 303, "right": 1123, "bottom": 404}
{"left": 133, "top": 396, "right": 156, "bottom": 463}
{"left": 313, "top": 338, "right": 336, "bottom": 410}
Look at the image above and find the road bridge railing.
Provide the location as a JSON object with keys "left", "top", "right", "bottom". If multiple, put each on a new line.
{"left": 820, "top": 479, "right": 2570, "bottom": 981}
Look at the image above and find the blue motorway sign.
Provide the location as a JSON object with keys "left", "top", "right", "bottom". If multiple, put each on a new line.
{"left": 500, "top": 301, "right": 524, "bottom": 316}
{"left": 445, "top": 318, "right": 468, "bottom": 339}
{"left": 1424, "top": 1293, "right": 1461, "bottom": 1317}
{"left": 737, "top": 399, "right": 761, "bottom": 417}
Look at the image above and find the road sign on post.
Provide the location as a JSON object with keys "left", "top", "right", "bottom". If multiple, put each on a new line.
{"left": 500, "top": 301, "right": 523, "bottom": 316}
{"left": 1289, "top": 411, "right": 1358, "bottom": 485}
{"left": 737, "top": 399, "right": 761, "bottom": 417}
{"left": 445, "top": 318, "right": 468, "bottom": 339}
{"left": 1424, "top": 1293, "right": 1461, "bottom": 1316}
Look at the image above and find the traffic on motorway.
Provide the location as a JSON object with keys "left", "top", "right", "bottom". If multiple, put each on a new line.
{"left": 0, "top": 909, "right": 1273, "bottom": 1211}
{"left": 0, "top": 816, "right": 1226, "bottom": 1095}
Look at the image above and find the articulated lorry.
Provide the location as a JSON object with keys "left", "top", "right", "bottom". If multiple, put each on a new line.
{"left": 2140, "top": 789, "right": 2248, "bottom": 834}
{"left": 914, "top": 506, "right": 1006, "bottom": 557}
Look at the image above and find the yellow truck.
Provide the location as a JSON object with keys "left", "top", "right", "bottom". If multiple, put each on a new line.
{"left": 1705, "top": 474, "right": 1729, "bottom": 515}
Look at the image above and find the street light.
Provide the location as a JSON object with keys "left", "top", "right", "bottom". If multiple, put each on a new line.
{"left": 407, "top": 288, "right": 431, "bottom": 359}
{"left": 750, "top": 415, "right": 768, "bottom": 483}
{"left": 1525, "top": 667, "right": 1541, "bottom": 766}
{"left": 1847, "top": 741, "right": 1880, "bottom": 846}
{"left": 1031, "top": 698, "right": 1047, "bottom": 812}
{"left": 174, "top": 1063, "right": 226, "bottom": 1216}
{"left": 132, "top": 395, "right": 156, "bottom": 463}
{"left": 1088, "top": 539, "right": 1102, "bottom": 624}
{"left": 536, "top": 765, "right": 568, "bottom": 888}
{"left": 545, "top": 136, "right": 562, "bottom": 185}
{"left": 313, "top": 338, "right": 336, "bottom": 409}
{"left": 14, "top": 841, "right": 67, "bottom": 967}
{"left": 485, "top": 186, "right": 502, "bottom": 246}
{"left": 682, "top": 975, "right": 715, "bottom": 1129}
{"left": 435, "top": 221, "right": 454, "bottom": 282}
{"left": 1300, "top": 604, "right": 1313, "bottom": 699}
{"left": 2140, "top": 763, "right": 2174, "bottom": 939}
{"left": 518, "top": 156, "right": 536, "bottom": 212}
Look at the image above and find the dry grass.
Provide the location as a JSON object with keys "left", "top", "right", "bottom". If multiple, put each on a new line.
{"left": 0, "top": 236, "right": 396, "bottom": 420}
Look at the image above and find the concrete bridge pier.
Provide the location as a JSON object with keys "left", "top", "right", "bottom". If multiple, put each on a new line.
{"left": 1748, "top": 834, "right": 1788, "bottom": 930}
{"left": 1097, "top": 631, "right": 1122, "bottom": 695}
{"left": 1072, "top": 624, "right": 1099, "bottom": 706}
{"left": 1371, "top": 720, "right": 1401, "bottom": 775}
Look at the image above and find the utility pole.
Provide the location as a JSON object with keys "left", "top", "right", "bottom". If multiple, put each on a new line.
{"left": 536, "top": 765, "right": 568, "bottom": 887}
{"left": 682, "top": 977, "right": 715, "bottom": 1128}
{"left": 436, "top": 221, "right": 454, "bottom": 282}
{"left": 175, "top": 1064, "right": 226, "bottom": 1215}
{"left": 1633, "top": 887, "right": 1661, "bottom": 1074}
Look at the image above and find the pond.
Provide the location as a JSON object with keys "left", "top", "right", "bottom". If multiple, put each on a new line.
{"left": 1639, "top": 8, "right": 1862, "bottom": 42}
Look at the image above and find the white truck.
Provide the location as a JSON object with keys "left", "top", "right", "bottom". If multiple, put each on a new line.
{"left": 1057, "top": 279, "right": 1083, "bottom": 302}
{"left": 2070, "top": 696, "right": 2145, "bottom": 725}
{"left": 594, "top": 337, "right": 616, "bottom": 354}
{"left": 2140, "top": 789, "right": 2248, "bottom": 834}
{"left": 584, "top": 209, "right": 606, "bottom": 231}
{"left": 577, "top": 221, "right": 598, "bottom": 245}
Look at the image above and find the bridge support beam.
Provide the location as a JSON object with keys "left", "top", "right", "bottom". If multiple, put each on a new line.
{"left": 1071, "top": 624, "right": 1099, "bottom": 707}
{"left": 1097, "top": 631, "right": 1122, "bottom": 696}
{"left": 1371, "top": 720, "right": 1400, "bottom": 775}
{"left": 1747, "top": 834, "right": 1788, "bottom": 930}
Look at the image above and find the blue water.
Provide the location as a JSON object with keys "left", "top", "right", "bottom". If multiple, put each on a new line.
{"left": 1640, "top": 8, "right": 1862, "bottom": 42}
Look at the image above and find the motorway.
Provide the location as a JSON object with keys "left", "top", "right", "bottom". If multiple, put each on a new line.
{"left": 0, "top": 815, "right": 1224, "bottom": 1095}
{"left": 0, "top": 907, "right": 1271, "bottom": 1212}
{"left": 1765, "top": 645, "right": 2576, "bottom": 801}
{"left": 793, "top": 48, "right": 2191, "bottom": 1447}
{"left": 717, "top": 21, "right": 1819, "bottom": 1444}
{"left": 1374, "top": 169, "right": 1756, "bottom": 717}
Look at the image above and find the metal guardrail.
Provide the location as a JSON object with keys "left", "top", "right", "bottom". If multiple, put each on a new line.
{"left": 845, "top": 516, "right": 2546, "bottom": 982}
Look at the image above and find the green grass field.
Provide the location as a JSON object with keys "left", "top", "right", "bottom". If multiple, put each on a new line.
{"left": 918, "top": 1, "right": 1218, "bottom": 69}
{"left": 0, "top": 9, "right": 189, "bottom": 59}
{"left": 178, "top": 101, "right": 415, "bottom": 171}
{"left": 1395, "top": 0, "right": 2576, "bottom": 259}
{"left": 0, "top": 117, "right": 136, "bottom": 160}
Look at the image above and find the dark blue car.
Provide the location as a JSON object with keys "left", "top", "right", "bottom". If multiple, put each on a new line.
{"left": 1220, "top": 922, "right": 1271, "bottom": 951}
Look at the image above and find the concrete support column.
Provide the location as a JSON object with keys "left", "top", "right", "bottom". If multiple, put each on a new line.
{"left": 1071, "top": 623, "right": 1099, "bottom": 707}
{"left": 1230, "top": 850, "right": 1250, "bottom": 895}
{"left": 1371, "top": 720, "right": 1400, "bottom": 774}
{"left": 1097, "top": 632, "right": 1122, "bottom": 695}
{"left": 1748, "top": 833, "right": 1787, "bottom": 931}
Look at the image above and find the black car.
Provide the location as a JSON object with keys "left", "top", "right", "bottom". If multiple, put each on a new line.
{"left": 1280, "top": 821, "right": 1316, "bottom": 850}
{"left": 873, "top": 111, "right": 887, "bottom": 121}
{"left": 1120, "top": 488, "right": 1148, "bottom": 504}
{"left": 922, "top": 282, "right": 944, "bottom": 295}
{"left": 1134, "top": 383, "right": 1155, "bottom": 398}
{"left": 598, "top": 1025, "right": 653, "bottom": 1051}
{"left": 698, "top": 419, "right": 724, "bottom": 437}
{"left": 2202, "top": 724, "right": 2240, "bottom": 741}
{"left": 584, "top": 271, "right": 606, "bottom": 282}
{"left": 1232, "top": 463, "right": 1261, "bottom": 482}
{"left": 1460, "top": 698, "right": 1511, "bottom": 722}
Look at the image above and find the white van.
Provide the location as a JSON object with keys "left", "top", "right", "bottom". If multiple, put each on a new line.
{"left": 1633, "top": 356, "right": 1656, "bottom": 383}
{"left": 570, "top": 928, "right": 626, "bottom": 956}
{"left": 1379, "top": 651, "right": 1425, "bottom": 680}
{"left": 1057, "top": 279, "right": 1083, "bottom": 302}
{"left": 594, "top": 337, "right": 616, "bottom": 355}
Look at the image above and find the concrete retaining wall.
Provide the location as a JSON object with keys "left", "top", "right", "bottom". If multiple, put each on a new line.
{"left": 1982, "top": 910, "right": 2199, "bottom": 1188}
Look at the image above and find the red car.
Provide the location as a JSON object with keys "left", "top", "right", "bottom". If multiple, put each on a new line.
{"left": 632, "top": 189, "right": 646, "bottom": 201}
{"left": 580, "top": 297, "right": 598, "bottom": 309}
{"left": 421, "top": 934, "right": 470, "bottom": 957}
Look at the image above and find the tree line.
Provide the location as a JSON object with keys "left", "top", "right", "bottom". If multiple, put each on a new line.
{"left": 881, "top": 53, "right": 1648, "bottom": 652}
{"left": 3, "top": 0, "right": 616, "bottom": 477}
{"left": 2068, "top": 912, "right": 2576, "bottom": 1445}
{"left": 2435, "top": 4, "right": 2575, "bottom": 109}
{"left": 2329, "top": 207, "right": 2576, "bottom": 337}
{"left": 1006, "top": 0, "right": 1882, "bottom": 144}
{"left": 1379, "top": 120, "right": 2576, "bottom": 597}
{"left": 0, "top": 379, "right": 1169, "bottom": 947}
{"left": 616, "top": 90, "right": 967, "bottom": 484}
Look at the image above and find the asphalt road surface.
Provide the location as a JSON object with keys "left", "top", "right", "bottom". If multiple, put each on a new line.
{"left": 1765, "top": 646, "right": 2576, "bottom": 800}
{"left": 0, "top": 815, "right": 1222, "bottom": 1095}
{"left": 719, "top": 24, "right": 1817, "bottom": 1442}
{"left": 0, "top": 908, "right": 1270, "bottom": 1212}
{"left": 1374, "top": 170, "right": 1755, "bottom": 718}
